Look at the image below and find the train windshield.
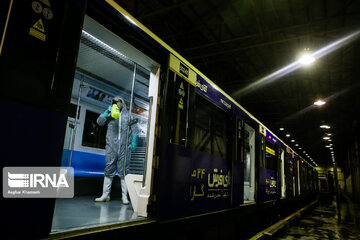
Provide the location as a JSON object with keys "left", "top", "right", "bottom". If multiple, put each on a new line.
{"left": 51, "top": 15, "right": 160, "bottom": 233}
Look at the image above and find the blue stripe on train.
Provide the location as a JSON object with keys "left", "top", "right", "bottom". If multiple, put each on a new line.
{"left": 61, "top": 149, "right": 105, "bottom": 177}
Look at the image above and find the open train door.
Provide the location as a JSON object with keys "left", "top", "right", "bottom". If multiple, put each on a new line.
{"left": 125, "top": 66, "right": 160, "bottom": 217}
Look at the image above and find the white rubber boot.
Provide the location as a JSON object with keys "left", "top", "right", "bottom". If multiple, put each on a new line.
{"left": 121, "top": 178, "right": 130, "bottom": 205}
{"left": 95, "top": 176, "right": 113, "bottom": 202}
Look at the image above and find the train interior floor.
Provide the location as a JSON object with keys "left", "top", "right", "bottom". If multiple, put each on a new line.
{"left": 51, "top": 196, "right": 144, "bottom": 233}
{"left": 274, "top": 194, "right": 360, "bottom": 240}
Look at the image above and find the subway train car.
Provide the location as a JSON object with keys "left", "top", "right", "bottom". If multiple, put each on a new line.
{"left": 0, "top": 0, "right": 318, "bottom": 239}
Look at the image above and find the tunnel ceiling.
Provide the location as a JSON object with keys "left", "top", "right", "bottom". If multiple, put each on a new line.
{"left": 115, "top": 0, "right": 360, "bottom": 167}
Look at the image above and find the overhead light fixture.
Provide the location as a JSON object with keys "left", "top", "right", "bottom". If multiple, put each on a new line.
{"left": 295, "top": 144, "right": 299, "bottom": 146}
{"left": 286, "top": 134, "right": 291, "bottom": 137}
{"left": 280, "top": 128, "right": 285, "bottom": 131}
{"left": 299, "top": 147, "right": 302, "bottom": 150}
{"left": 314, "top": 100, "right": 326, "bottom": 106}
{"left": 291, "top": 139, "right": 295, "bottom": 142}
{"left": 327, "top": 133, "right": 332, "bottom": 136}
{"left": 323, "top": 136, "right": 330, "bottom": 140}
{"left": 298, "top": 49, "right": 315, "bottom": 65}
{"left": 320, "top": 125, "right": 331, "bottom": 129}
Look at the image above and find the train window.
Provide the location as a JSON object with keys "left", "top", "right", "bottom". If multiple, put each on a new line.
{"left": 169, "top": 72, "right": 189, "bottom": 146}
{"left": 265, "top": 140, "right": 277, "bottom": 171}
{"left": 192, "top": 94, "right": 227, "bottom": 159}
{"left": 244, "top": 123, "right": 255, "bottom": 202}
{"left": 82, "top": 110, "right": 106, "bottom": 149}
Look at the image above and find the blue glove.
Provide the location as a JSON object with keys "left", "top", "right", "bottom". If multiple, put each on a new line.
{"left": 102, "top": 105, "right": 112, "bottom": 118}
{"left": 131, "top": 135, "right": 138, "bottom": 151}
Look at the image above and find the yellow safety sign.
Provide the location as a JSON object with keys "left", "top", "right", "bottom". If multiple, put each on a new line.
{"left": 29, "top": 19, "right": 46, "bottom": 41}
{"left": 266, "top": 146, "right": 275, "bottom": 156}
{"left": 32, "top": 19, "right": 45, "bottom": 33}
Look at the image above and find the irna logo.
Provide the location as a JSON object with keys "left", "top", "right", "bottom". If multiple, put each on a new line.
{"left": 3, "top": 167, "right": 74, "bottom": 198}
{"left": 8, "top": 172, "right": 69, "bottom": 188}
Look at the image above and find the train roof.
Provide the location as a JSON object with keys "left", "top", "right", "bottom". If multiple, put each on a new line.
{"left": 105, "top": 0, "right": 315, "bottom": 168}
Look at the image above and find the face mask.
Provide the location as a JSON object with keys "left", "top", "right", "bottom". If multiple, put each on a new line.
{"left": 111, "top": 104, "right": 121, "bottom": 119}
{"left": 117, "top": 101, "right": 123, "bottom": 111}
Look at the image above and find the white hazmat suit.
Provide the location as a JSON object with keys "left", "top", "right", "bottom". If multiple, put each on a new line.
{"left": 95, "top": 96, "right": 130, "bottom": 204}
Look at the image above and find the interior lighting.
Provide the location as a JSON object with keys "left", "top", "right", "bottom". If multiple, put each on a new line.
{"left": 280, "top": 128, "right": 285, "bottom": 131}
{"left": 291, "top": 139, "right": 295, "bottom": 142}
{"left": 124, "top": 15, "right": 138, "bottom": 26}
{"left": 286, "top": 134, "right": 291, "bottom": 137}
{"left": 320, "top": 125, "right": 331, "bottom": 129}
{"left": 323, "top": 136, "right": 330, "bottom": 140}
{"left": 327, "top": 133, "right": 332, "bottom": 136}
{"left": 314, "top": 100, "right": 326, "bottom": 106}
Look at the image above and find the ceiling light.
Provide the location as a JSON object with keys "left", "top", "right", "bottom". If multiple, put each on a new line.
{"left": 320, "top": 125, "right": 331, "bottom": 129}
{"left": 298, "top": 53, "right": 315, "bottom": 65}
{"left": 280, "top": 128, "right": 284, "bottom": 131}
{"left": 325, "top": 145, "right": 331, "bottom": 148}
{"left": 323, "top": 136, "right": 330, "bottom": 140}
{"left": 299, "top": 147, "right": 302, "bottom": 150}
{"left": 291, "top": 139, "right": 295, "bottom": 142}
{"left": 286, "top": 134, "right": 291, "bottom": 137}
{"left": 327, "top": 133, "right": 332, "bottom": 136}
{"left": 314, "top": 100, "right": 326, "bottom": 106}
{"left": 295, "top": 144, "right": 299, "bottom": 146}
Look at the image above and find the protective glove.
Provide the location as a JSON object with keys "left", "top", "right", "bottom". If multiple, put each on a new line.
{"left": 131, "top": 135, "right": 138, "bottom": 151}
{"left": 102, "top": 105, "right": 112, "bottom": 118}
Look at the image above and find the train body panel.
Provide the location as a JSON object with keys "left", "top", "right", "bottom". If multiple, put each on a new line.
{"left": 0, "top": 0, "right": 319, "bottom": 238}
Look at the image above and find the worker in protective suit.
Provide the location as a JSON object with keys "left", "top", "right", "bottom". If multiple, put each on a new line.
{"left": 95, "top": 96, "right": 130, "bottom": 204}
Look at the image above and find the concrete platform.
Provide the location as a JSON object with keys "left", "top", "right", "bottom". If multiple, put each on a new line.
{"left": 274, "top": 195, "right": 360, "bottom": 240}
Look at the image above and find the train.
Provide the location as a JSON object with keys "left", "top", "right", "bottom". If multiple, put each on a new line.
{"left": 0, "top": 0, "right": 318, "bottom": 239}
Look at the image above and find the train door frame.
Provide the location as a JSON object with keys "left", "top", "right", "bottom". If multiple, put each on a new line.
{"left": 243, "top": 119, "right": 259, "bottom": 204}
{"left": 231, "top": 116, "right": 243, "bottom": 206}
{"left": 125, "top": 66, "right": 161, "bottom": 217}
{"left": 284, "top": 148, "right": 293, "bottom": 198}
{"left": 256, "top": 124, "right": 265, "bottom": 203}
{"left": 82, "top": 1, "right": 168, "bottom": 219}
{"left": 279, "top": 146, "right": 286, "bottom": 199}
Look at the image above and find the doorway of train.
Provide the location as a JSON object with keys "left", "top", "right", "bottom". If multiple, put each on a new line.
{"left": 51, "top": 15, "right": 160, "bottom": 233}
